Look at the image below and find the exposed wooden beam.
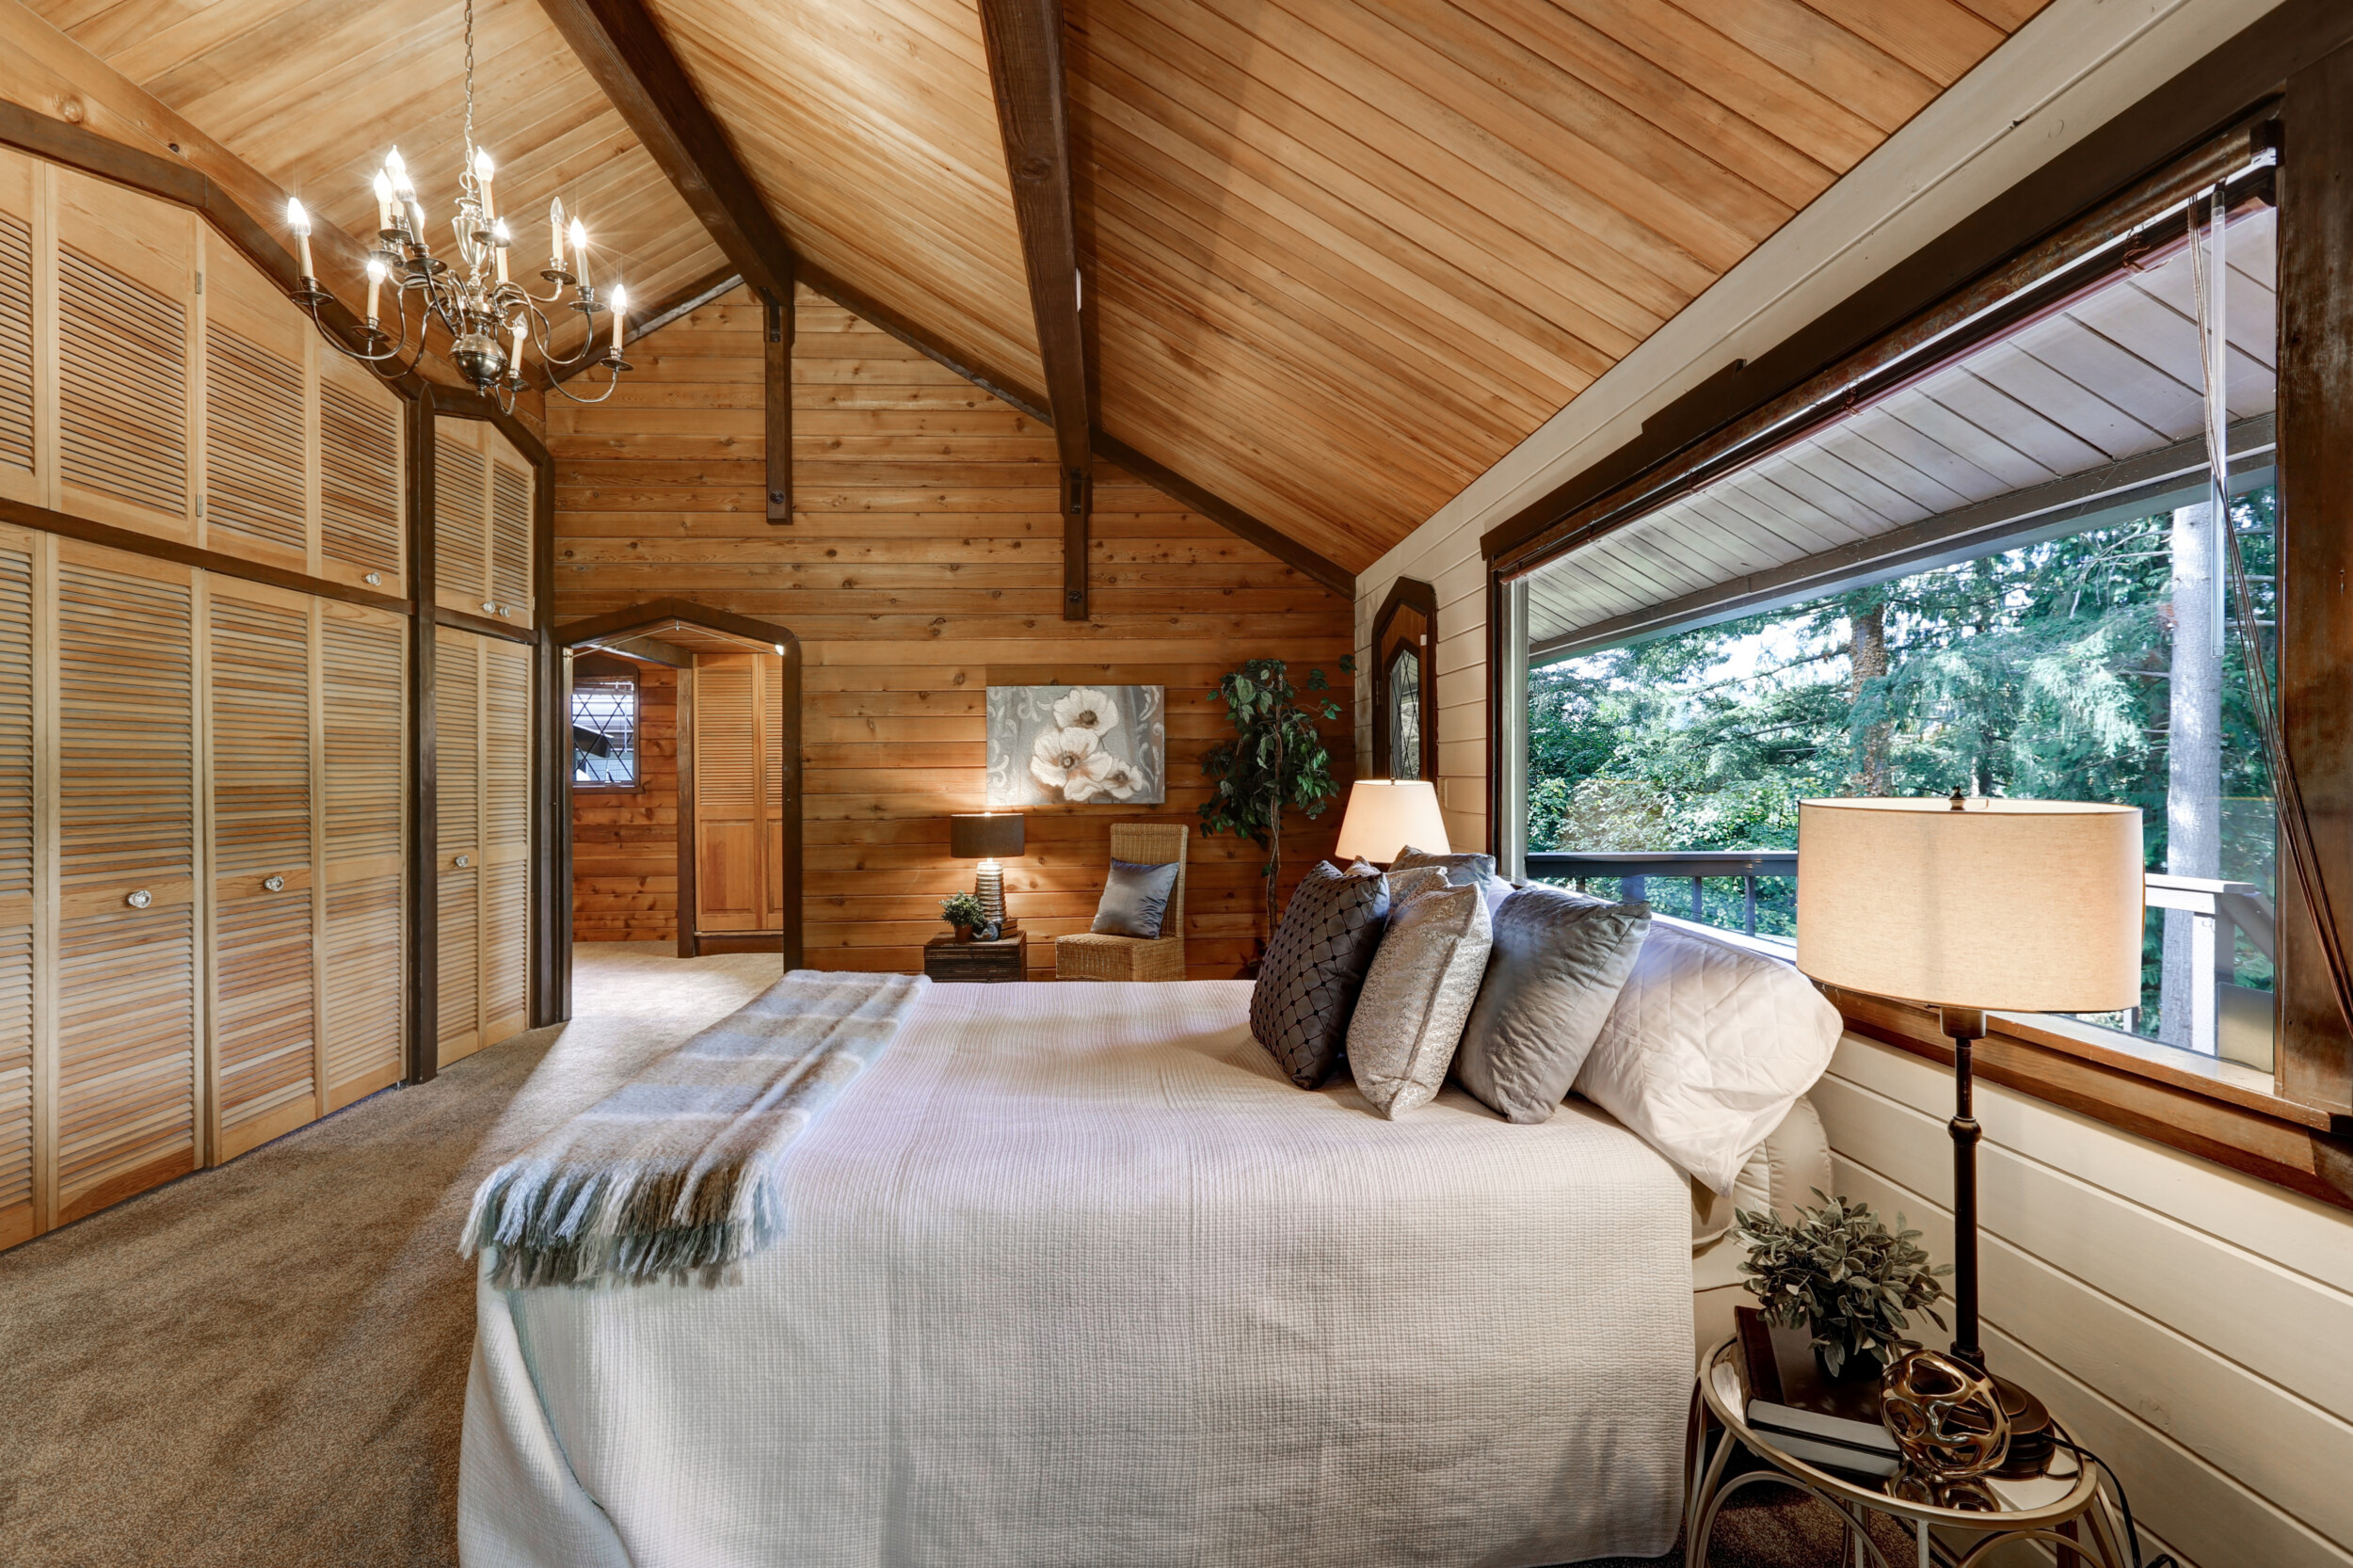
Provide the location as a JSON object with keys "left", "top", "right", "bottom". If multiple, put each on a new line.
{"left": 766, "top": 289, "right": 792, "bottom": 524}
{"left": 552, "top": 264, "right": 739, "bottom": 383}
{"left": 976, "top": 0, "right": 1091, "bottom": 620}
{"left": 531, "top": 0, "right": 793, "bottom": 305}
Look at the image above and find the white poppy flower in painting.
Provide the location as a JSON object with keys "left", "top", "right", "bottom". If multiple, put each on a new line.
{"left": 1089, "top": 752, "right": 1142, "bottom": 801}
{"left": 1051, "top": 686, "right": 1123, "bottom": 738}
{"left": 1031, "top": 726, "right": 1104, "bottom": 796}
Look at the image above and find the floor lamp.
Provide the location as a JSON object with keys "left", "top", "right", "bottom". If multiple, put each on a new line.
{"left": 1794, "top": 793, "right": 2143, "bottom": 1466}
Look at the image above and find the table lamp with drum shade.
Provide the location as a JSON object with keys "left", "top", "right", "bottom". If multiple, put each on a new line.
{"left": 1333, "top": 779, "right": 1449, "bottom": 868}
{"left": 950, "top": 812, "right": 1024, "bottom": 926}
{"left": 1796, "top": 792, "right": 2142, "bottom": 1466}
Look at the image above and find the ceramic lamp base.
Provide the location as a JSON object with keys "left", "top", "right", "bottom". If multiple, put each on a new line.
{"left": 975, "top": 860, "right": 1005, "bottom": 924}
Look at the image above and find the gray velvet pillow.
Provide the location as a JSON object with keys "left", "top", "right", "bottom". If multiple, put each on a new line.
{"left": 1090, "top": 857, "right": 1181, "bottom": 937}
{"left": 1391, "top": 844, "right": 1497, "bottom": 887}
{"left": 1346, "top": 882, "right": 1493, "bottom": 1118}
{"left": 1454, "top": 885, "right": 1652, "bottom": 1124}
{"left": 1251, "top": 861, "right": 1390, "bottom": 1087}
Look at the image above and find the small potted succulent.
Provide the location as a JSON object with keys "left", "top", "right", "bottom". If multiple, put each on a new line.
{"left": 1736, "top": 1191, "right": 1949, "bottom": 1382}
{"left": 940, "top": 890, "right": 985, "bottom": 941}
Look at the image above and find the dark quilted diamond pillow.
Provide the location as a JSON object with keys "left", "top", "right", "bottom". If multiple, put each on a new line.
{"left": 1250, "top": 861, "right": 1391, "bottom": 1088}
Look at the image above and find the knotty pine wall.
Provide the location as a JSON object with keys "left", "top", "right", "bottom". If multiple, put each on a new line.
{"left": 571, "top": 664, "right": 679, "bottom": 943}
{"left": 554, "top": 284, "right": 1353, "bottom": 976}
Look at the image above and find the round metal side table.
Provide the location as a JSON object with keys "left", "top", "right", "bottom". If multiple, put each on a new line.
{"left": 1688, "top": 1336, "right": 2131, "bottom": 1568}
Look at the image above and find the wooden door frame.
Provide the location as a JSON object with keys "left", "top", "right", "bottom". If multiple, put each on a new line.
{"left": 1369, "top": 578, "right": 1438, "bottom": 781}
{"left": 557, "top": 599, "right": 804, "bottom": 968}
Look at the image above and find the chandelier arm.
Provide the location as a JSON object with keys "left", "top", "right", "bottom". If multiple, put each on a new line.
{"left": 544, "top": 357, "right": 629, "bottom": 405}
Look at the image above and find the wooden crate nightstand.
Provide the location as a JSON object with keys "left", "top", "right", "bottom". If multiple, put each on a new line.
{"left": 923, "top": 930, "right": 1027, "bottom": 983}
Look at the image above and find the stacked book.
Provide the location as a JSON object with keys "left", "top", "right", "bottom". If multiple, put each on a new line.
{"left": 1734, "top": 1306, "right": 1901, "bottom": 1479}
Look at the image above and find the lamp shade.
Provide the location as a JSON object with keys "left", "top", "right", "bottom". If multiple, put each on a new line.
{"left": 1795, "top": 797, "right": 2143, "bottom": 1013}
{"left": 1333, "top": 779, "right": 1449, "bottom": 865}
{"left": 949, "top": 812, "right": 1024, "bottom": 859}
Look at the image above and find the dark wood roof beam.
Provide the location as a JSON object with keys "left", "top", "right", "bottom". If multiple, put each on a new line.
{"left": 977, "top": 0, "right": 1093, "bottom": 620}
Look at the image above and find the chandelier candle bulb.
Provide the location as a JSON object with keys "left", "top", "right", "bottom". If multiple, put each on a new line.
{"left": 364, "top": 257, "right": 385, "bottom": 323}
{"left": 610, "top": 285, "right": 627, "bottom": 354}
{"left": 472, "top": 148, "right": 495, "bottom": 222}
{"left": 568, "top": 217, "right": 591, "bottom": 292}
{"left": 491, "top": 219, "right": 510, "bottom": 283}
{"left": 372, "top": 171, "right": 394, "bottom": 233}
{"left": 511, "top": 316, "right": 526, "bottom": 377}
{"left": 285, "top": 199, "right": 313, "bottom": 280}
{"left": 548, "top": 197, "right": 566, "bottom": 275}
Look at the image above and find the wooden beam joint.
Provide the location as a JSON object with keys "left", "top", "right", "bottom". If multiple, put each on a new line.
{"left": 765, "top": 290, "right": 793, "bottom": 525}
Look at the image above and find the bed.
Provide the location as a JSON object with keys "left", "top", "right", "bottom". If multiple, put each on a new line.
{"left": 460, "top": 976, "right": 1697, "bottom": 1568}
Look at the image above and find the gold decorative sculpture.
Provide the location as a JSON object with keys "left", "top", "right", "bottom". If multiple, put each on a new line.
{"left": 1881, "top": 1346, "right": 2009, "bottom": 1510}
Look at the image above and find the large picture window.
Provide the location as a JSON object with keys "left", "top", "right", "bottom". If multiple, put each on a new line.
{"left": 1513, "top": 187, "right": 2281, "bottom": 1071}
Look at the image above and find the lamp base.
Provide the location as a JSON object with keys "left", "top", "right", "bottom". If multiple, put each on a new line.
{"left": 1991, "top": 1375, "right": 2056, "bottom": 1478}
{"left": 974, "top": 860, "right": 1005, "bottom": 925}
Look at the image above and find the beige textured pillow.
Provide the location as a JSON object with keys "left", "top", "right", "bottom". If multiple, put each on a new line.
{"left": 1346, "top": 882, "right": 1493, "bottom": 1118}
{"left": 1383, "top": 864, "right": 1450, "bottom": 909}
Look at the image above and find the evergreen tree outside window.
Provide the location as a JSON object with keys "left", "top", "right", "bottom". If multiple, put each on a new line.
{"left": 572, "top": 679, "right": 639, "bottom": 788}
{"left": 1521, "top": 488, "right": 2279, "bottom": 1055}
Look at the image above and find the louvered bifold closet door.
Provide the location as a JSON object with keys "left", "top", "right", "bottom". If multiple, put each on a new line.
{"left": 0, "top": 150, "right": 40, "bottom": 508}
{"left": 481, "top": 640, "right": 530, "bottom": 1046}
{"left": 200, "top": 246, "right": 312, "bottom": 572}
{"left": 434, "top": 433, "right": 488, "bottom": 618}
{"left": 206, "top": 581, "right": 317, "bottom": 1159}
{"left": 54, "top": 171, "right": 198, "bottom": 543}
{"left": 487, "top": 457, "right": 530, "bottom": 624}
{"left": 694, "top": 654, "right": 760, "bottom": 933}
{"left": 0, "top": 527, "right": 33, "bottom": 1247}
{"left": 759, "top": 654, "right": 789, "bottom": 932}
{"left": 320, "top": 602, "right": 405, "bottom": 1108}
{"left": 55, "top": 544, "right": 197, "bottom": 1223}
{"left": 436, "top": 628, "right": 481, "bottom": 1065}
{"left": 318, "top": 359, "right": 403, "bottom": 597}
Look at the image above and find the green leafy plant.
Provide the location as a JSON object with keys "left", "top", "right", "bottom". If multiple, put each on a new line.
{"left": 1736, "top": 1190, "right": 1949, "bottom": 1377}
{"left": 939, "top": 891, "right": 985, "bottom": 930}
{"left": 1199, "top": 656, "right": 1353, "bottom": 944}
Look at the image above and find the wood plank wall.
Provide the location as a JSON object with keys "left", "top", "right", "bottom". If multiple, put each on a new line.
{"left": 554, "top": 284, "right": 1353, "bottom": 976}
{"left": 571, "top": 664, "right": 679, "bottom": 942}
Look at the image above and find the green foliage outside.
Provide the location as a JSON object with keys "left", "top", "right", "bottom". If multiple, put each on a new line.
{"left": 1525, "top": 489, "right": 2280, "bottom": 1035}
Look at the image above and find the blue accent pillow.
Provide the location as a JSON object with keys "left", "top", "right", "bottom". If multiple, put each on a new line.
{"left": 1091, "top": 857, "right": 1181, "bottom": 938}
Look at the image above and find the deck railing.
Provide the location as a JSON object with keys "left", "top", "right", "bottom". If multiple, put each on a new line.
{"left": 1524, "top": 852, "right": 2275, "bottom": 1065}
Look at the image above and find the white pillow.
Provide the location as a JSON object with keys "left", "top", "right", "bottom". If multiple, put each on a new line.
{"left": 1572, "top": 920, "right": 1842, "bottom": 1193}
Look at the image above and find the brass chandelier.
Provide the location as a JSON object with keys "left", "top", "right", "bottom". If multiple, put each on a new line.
{"left": 288, "top": 0, "right": 629, "bottom": 411}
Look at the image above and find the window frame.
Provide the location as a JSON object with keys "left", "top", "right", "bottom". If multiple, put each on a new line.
{"left": 570, "top": 669, "right": 644, "bottom": 793}
{"left": 1369, "top": 576, "right": 1438, "bottom": 783}
{"left": 1480, "top": 40, "right": 2353, "bottom": 1209}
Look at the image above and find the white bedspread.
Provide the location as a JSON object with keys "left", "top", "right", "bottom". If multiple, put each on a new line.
{"left": 461, "top": 979, "right": 1690, "bottom": 1568}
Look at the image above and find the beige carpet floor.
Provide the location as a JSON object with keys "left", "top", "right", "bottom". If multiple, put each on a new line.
{"left": 1, "top": 944, "right": 1899, "bottom": 1568}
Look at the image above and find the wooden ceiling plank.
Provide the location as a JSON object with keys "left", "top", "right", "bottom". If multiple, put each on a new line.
{"left": 1548, "top": 0, "right": 1884, "bottom": 171}
{"left": 532, "top": 0, "right": 794, "bottom": 304}
{"left": 1073, "top": 69, "right": 1618, "bottom": 390}
{"left": 1795, "top": 0, "right": 2008, "bottom": 88}
{"left": 1839, "top": 407, "right": 2009, "bottom": 504}
{"left": 1218, "top": 0, "right": 1711, "bottom": 305}
{"left": 1460, "top": 0, "right": 1833, "bottom": 211}
{"left": 1081, "top": 124, "right": 1565, "bottom": 423}
{"left": 1081, "top": 1, "right": 1661, "bottom": 357}
{"left": 1686, "top": 0, "right": 1941, "bottom": 135}
{"left": 1809, "top": 421, "right": 1976, "bottom": 516}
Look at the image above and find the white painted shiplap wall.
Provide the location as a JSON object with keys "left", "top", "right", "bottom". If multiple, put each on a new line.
{"left": 1817, "top": 1034, "right": 2353, "bottom": 1568}
{"left": 1352, "top": 0, "right": 2291, "bottom": 855}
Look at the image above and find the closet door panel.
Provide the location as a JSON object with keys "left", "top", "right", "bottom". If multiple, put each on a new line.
{"left": 54, "top": 545, "right": 196, "bottom": 1223}
{"left": 54, "top": 171, "right": 196, "bottom": 541}
{"left": 759, "top": 654, "right": 788, "bottom": 931}
{"left": 0, "top": 528, "right": 32, "bottom": 1247}
{"left": 317, "top": 360, "right": 403, "bottom": 597}
{"left": 693, "top": 655, "right": 759, "bottom": 933}
{"left": 320, "top": 601, "right": 405, "bottom": 1109}
{"left": 434, "top": 430, "right": 488, "bottom": 617}
{"left": 435, "top": 628, "right": 481, "bottom": 1065}
{"left": 487, "top": 456, "right": 530, "bottom": 624}
{"left": 481, "top": 638, "right": 530, "bottom": 1047}
{"left": 200, "top": 244, "right": 310, "bottom": 571}
{"left": 0, "top": 149, "right": 40, "bottom": 508}
{"left": 207, "top": 580, "right": 316, "bottom": 1160}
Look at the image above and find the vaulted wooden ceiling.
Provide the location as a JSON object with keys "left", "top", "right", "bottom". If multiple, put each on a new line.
{"left": 25, "top": 0, "right": 2051, "bottom": 572}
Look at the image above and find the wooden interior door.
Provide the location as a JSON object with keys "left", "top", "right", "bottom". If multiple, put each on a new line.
{"left": 319, "top": 601, "right": 405, "bottom": 1109}
{"left": 0, "top": 524, "right": 32, "bottom": 1249}
{"left": 693, "top": 653, "right": 763, "bottom": 934}
{"left": 205, "top": 578, "right": 317, "bottom": 1160}
{"left": 435, "top": 627, "right": 480, "bottom": 1065}
{"left": 53, "top": 542, "right": 199, "bottom": 1224}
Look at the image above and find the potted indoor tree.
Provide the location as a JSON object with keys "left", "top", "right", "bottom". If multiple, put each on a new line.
{"left": 1198, "top": 655, "right": 1353, "bottom": 957}
{"left": 1736, "top": 1191, "right": 1950, "bottom": 1381}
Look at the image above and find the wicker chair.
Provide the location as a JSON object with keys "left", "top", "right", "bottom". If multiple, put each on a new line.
{"left": 1055, "top": 823, "right": 1189, "bottom": 981}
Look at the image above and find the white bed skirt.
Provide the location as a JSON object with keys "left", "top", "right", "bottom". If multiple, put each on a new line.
{"left": 460, "top": 979, "right": 1690, "bottom": 1568}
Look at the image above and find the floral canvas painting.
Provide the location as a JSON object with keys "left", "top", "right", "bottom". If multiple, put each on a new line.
{"left": 986, "top": 685, "right": 1166, "bottom": 806}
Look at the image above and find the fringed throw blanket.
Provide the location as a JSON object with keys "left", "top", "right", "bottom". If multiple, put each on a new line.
{"left": 463, "top": 968, "right": 930, "bottom": 1288}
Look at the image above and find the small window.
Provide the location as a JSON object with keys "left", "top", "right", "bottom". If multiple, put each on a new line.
{"left": 1386, "top": 646, "right": 1423, "bottom": 782}
{"left": 572, "top": 679, "right": 639, "bottom": 788}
